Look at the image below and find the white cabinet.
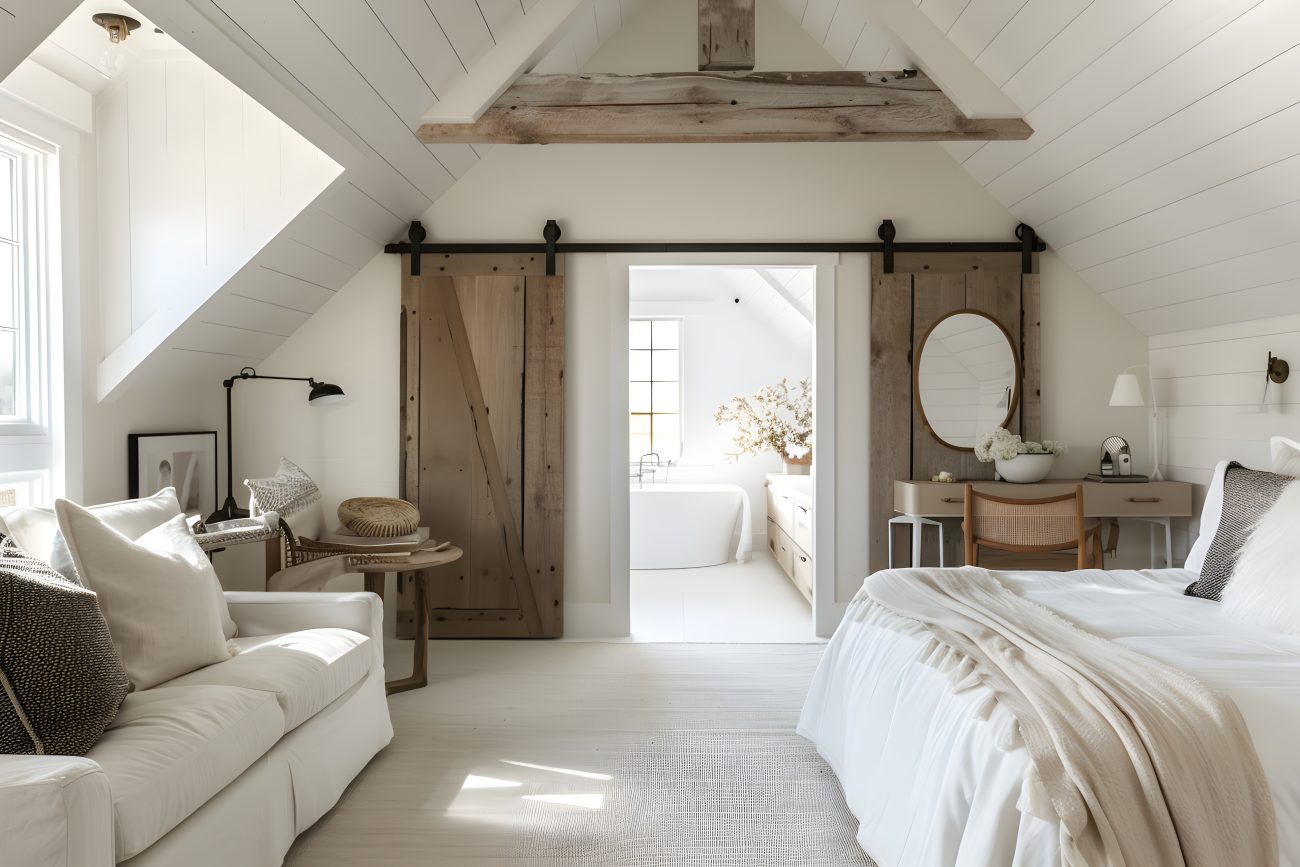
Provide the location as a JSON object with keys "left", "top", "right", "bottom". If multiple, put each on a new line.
{"left": 765, "top": 474, "right": 812, "bottom": 604}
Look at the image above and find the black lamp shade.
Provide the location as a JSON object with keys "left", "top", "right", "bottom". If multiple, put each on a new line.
{"left": 308, "top": 381, "right": 346, "bottom": 404}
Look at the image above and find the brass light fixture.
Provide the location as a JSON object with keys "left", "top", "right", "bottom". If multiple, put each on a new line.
{"left": 91, "top": 13, "right": 140, "bottom": 44}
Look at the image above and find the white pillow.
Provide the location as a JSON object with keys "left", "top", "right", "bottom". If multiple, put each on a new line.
{"left": 0, "top": 489, "right": 236, "bottom": 638}
{"left": 56, "top": 501, "right": 234, "bottom": 690}
{"left": 1221, "top": 481, "right": 1300, "bottom": 634}
{"left": 1184, "top": 460, "right": 1231, "bottom": 572}
{"left": 1270, "top": 436, "right": 1300, "bottom": 477}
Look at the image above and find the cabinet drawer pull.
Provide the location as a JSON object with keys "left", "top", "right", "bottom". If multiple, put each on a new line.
{"left": 1126, "top": 497, "right": 1161, "bottom": 503}
{"left": 799, "top": 556, "right": 808, "bottom": 563}
{"left": 942, "top": 497, "right": 962, "bottom": 504}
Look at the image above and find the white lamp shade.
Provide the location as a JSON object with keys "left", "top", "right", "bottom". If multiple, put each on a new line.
{"left": 1109, "top": 373, "right": 1146, "bottom": 407}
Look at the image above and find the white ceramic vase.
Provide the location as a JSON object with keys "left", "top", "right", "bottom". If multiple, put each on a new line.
{"left": 994, "top": 453, "right": 1055, "bottom": 483}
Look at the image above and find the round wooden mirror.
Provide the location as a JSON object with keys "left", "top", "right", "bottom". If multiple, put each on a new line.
{"left": 915, "top": 310, "right": 1020, "bottom": 450}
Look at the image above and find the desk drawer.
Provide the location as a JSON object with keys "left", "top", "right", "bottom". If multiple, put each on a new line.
{"left": 1085, "top": 482, "right": 1193, "bottom": 517}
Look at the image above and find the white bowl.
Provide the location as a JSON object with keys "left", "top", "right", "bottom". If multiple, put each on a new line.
{"left": 994, "top": 454, "right": 1055, "bottom": 483}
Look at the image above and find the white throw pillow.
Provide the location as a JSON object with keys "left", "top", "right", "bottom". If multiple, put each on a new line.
{"left": 1221, "top": 481, "right": 1300, "bottom": 635}
{"left": 1184, "top": 460, "right": 1231, "bottom": 573}
{"left": 0, "top": 489, "right": 236, "bottom": 638}
{"left": 1270, "top": 436, "right": 1300, "bottom": 477}
{"left": 56, "top": 501, "right": 233, "bottom": 690}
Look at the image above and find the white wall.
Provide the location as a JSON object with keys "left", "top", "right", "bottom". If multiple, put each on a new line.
{"left": 629, "top": 267, "right": 813, "bottom": 540}
{"left": 94, "top": 58, "right": 338, "bottom": 358}
{"left": 1150, "top": 313, "right": 1300, "bottom": 562}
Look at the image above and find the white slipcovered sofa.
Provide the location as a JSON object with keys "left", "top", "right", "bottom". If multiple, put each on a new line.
{"left": 0, "top": 590, "right": 393, "bottom": 866}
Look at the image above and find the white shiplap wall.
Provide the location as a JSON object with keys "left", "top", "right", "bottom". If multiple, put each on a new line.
{"left": 1150, "top": 313, "right": 1300, "bottom": 559}
{"left": 788, "top": 0, "right": 1300, "bottom": 338}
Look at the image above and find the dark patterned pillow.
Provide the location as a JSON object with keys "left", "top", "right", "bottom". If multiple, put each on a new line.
{"left": 0, "top": 535, "right": 129, "bottom": 755}
{"left": 1185, "top": 463, "right": 1294, "bottom": 601}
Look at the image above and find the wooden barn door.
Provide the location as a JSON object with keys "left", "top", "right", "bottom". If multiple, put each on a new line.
{"left": 399, "top": 254, "right": 564, "bottom": 638}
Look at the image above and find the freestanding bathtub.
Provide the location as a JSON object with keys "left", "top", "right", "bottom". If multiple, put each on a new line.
{"left": 629, "top": 483, "right": 752, "bottom": 569}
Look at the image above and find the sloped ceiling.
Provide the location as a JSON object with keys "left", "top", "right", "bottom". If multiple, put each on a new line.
{"left": 785, "top": 0, "right": 1300, "bottom": 336}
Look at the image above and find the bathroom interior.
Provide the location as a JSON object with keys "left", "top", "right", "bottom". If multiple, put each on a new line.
{"left": 628, "top": 265, "right": 818, "bottom": 642}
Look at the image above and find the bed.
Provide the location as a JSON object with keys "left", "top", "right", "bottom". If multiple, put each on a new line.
{"left": 799, "top": 565, "right": 1300, "bottom": 866}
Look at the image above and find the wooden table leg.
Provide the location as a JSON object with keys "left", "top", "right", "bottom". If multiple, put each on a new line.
{"left": 363, "top": 572, "right": 385, "bottom": 600}
{"left": 386, "top": 570, "right": 429, "bottom": 695}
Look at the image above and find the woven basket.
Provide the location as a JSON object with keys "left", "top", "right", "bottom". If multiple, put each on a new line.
{"left": 338, "top": 497, "right": 420, "bottom": 538}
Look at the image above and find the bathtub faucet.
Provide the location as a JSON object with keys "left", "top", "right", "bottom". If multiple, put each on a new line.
{"left": 634, "top": 453, "right": 661, "bottom": 487}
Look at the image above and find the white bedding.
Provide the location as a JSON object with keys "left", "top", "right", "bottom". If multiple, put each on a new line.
{"left": 798, "top": 567, "right": 1300, "bottom": 867}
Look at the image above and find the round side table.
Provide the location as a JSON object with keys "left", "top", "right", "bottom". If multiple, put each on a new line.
{"left": 352, "top": 545, "right": 463, "bottom": 695}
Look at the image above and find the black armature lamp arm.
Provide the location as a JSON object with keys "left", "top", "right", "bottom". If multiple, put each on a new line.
{"left": 207, "top": 366, "right": 345, "bottom": 526}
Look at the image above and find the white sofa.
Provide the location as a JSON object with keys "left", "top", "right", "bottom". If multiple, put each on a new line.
{"left": 0, "top": 590, "right": 393, "bottom": 866}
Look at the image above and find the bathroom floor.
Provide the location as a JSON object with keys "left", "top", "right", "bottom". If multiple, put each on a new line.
{"left": 630, "top": 546, "right": 821, "bottom": 642}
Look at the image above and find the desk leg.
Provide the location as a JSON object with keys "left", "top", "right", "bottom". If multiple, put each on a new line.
{"left": 910, "top": 519, "right": 922, "bottom": 569}
{"left": 386, "top": 571, "right": 429, "bottom": 695}
{"left": 1163, "top": 518, "right": 1173, "bottom": 569}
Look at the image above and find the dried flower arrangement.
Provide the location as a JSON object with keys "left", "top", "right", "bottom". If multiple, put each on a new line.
{"left": 714, "top": 378, "right": 812, "bottom": 461}
{"left": 974, "top": 427, "right": 1067, "bottom": 463}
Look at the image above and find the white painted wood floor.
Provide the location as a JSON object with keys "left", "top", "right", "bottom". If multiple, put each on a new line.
{"left": 630, "top": 546, "right": 819, "bottom": 642}
{"left": 284, "top": 641, "right": 836, "bottom": 866}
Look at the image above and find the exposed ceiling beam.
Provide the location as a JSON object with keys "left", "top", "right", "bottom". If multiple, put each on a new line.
{"left": 699, "top": 0, "right": 755, "bottom": 71}
{"left": 419, "top": 0, "right": 590, "bottom": 125}
{"left": 852, "top": 0, "right": 1023, "bottom": 120}
{"left": 417, "top": 71, "right": 1032, "bottom": 144}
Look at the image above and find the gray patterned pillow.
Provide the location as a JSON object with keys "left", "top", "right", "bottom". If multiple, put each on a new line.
{"left": 1185, "top": 463, "right": 1294, "bottom": 601}
{"left": 0, "top": 535, "right": 129, "bottom": 755}
{"left": 245, "top": 457, "right": 320, "bottom": 518}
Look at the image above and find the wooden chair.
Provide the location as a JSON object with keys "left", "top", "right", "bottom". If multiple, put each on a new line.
{"left": 963, "top": 484, "right": 1104, "bottom": 570}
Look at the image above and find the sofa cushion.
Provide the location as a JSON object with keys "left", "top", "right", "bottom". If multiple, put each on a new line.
{"left": 88, "top": 684, "right": 283, "bottom": 862}
{"left": 0, "top": 536, "right": 129, "bottom": 756}
{"left": 161, "top": 628, "right": 371, "bottom": 733}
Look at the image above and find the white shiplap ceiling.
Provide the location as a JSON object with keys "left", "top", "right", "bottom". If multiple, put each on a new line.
{"left": 785, "top": 0, "right": 1300, "bottom": 336}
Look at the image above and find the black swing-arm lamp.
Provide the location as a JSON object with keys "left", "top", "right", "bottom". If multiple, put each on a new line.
{"left": 207, "top": 366, "right": 346, "bottom": 525}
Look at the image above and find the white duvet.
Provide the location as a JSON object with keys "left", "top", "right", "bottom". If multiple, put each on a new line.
{"left": 798, "top": 567, "right": 1300, "bottom": 867}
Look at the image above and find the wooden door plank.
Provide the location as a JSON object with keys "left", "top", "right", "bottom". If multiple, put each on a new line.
{"left": 1021, "top": 272, "right": 1043, "bottom": 443}
{"left": 868, "top": 260, "right": 912, "bottom": 574}
{"left": 433, "top": 277, "right": 545, "bottom": 636}
{"left": 417, "top": 71, "right": 1033, "bottom": 144}
{"left": 962, "top": 268, "right": 1021, "bottom": 481}
{"left": 699, "top": 0, "right": 755, "bottom": 71}
{"left": 523, "top": 276, "right": 565, "bottom": 637}
{"left": 400, "top": 257, "right": 421, "bottom": 509}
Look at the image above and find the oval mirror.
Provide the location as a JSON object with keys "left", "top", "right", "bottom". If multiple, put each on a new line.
{"left": 915, "top": 310, "right": 1020, "bottom": 450}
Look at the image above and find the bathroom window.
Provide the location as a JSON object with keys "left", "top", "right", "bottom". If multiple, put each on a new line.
{"left": 629, "top": 318, "right": 681, "bottom": 461}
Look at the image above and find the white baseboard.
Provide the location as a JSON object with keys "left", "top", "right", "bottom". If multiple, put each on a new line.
{"left": 563, "top": 601, "right": 628, "bottom": 638}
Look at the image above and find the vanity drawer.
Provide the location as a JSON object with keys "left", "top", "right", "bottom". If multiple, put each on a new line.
{"left": 792, "top": 503, "right": 813, "bottom": 552}
{"left": 1084, "top": 482, "right": 1193, "bottom": 517}
{"left": 792, "top": 547, "right": 813, "bottom": 603}
{"left": 769, "top": 524, "right": 795, "bottom": 575}
{"left": 767, "top": 488, "right": 795, "bottom": 535}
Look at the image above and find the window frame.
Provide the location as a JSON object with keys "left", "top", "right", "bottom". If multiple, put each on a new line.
{"left": 629, "top": 317, "right": 684, "bottom": 462}
{"left": 0, "top": 119, "right": 60, "bottom": 505}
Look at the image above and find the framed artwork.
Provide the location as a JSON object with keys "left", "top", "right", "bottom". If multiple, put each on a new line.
{"left": 128, "top": 431, "right": 218, "bottom": 517}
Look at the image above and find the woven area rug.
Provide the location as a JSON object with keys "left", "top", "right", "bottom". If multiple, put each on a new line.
{"left": 516, "top": 729, "right": 876, "bottom": 867}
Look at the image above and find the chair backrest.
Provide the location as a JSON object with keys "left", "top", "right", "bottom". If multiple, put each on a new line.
{"left": 963, "top": 484, "right": 1087, "bottom": 569}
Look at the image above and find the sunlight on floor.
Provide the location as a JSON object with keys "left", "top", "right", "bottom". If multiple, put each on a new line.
{"left": 631, "top": 547, "right": 820, "bottom": 642}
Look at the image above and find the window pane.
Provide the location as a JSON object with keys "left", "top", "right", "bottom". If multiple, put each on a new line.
{"left": 629, "top": 382, "right": 651, "bottom": 413}
{"left": 652, "top": 319, "right": 679, "bottom": 349}
{"left": 651, "top": 414, "right": 680, "bottom": 460}
{"left": 629, "top": 320, "right": 651, "bottom": 349}
{"left": 0, "top": 155, "right": 13, "bottom": 242}
{"left": 629, "top": 349, "right": 651, "bottom": 381}
{"left": 651, "top": 381, "right": 679, "bottom": 413}
{"left": 0, "top": 243, "right": 13, "bottom": 329}
{"left": 651, "top": 350, "right": 678, "bottom": 381}
{"left": 0, "top": 329, "right": 14, "bottom": 416}
{"left": 630, "top": 433, "right": 652, "bottom": 462}
{"left": 629, "top": 414, "right": 651, "bottom": 435}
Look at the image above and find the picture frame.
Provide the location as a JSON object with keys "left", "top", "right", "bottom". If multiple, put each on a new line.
{"left": 128, "top": 431, "right": 218, "bottom": 518}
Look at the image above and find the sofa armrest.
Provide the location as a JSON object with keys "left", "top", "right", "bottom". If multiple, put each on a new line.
{"left": 225, "top": 591, "right": 384, "bottom": 671}
{"left": 0, "top": 755, "right": 113, "bottom": 867}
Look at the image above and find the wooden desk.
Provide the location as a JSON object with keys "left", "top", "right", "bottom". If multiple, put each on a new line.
{"left": 354, "top": 546, "right": 463, "bottom": 695}
{"left": 893, "top": 479, "right": 1194, "bottom": 568}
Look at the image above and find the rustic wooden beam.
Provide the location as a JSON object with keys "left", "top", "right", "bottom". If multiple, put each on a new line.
{"left": 699, "top": 0, "right": 754, "bottom": 71}
{"left": 416, "top": 71, "right": 1032, "bottom": 144}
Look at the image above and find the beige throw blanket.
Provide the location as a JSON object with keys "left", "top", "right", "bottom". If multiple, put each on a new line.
{"left": 863, "top": 566, "right": 1276, "bottom": 867}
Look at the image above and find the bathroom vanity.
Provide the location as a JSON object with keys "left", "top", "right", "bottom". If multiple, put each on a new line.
{"left": 765, "top": 473, "right": 813, "bottom": 604}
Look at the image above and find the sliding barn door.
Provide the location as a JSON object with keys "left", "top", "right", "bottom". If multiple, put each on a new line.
{"left": 399, "top": 254, "right": 564, "bottom": 638}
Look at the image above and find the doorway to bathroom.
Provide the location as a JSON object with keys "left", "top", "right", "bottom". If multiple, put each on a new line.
{"left": 624, "top": 263, "right": 820, "bottom": 642}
